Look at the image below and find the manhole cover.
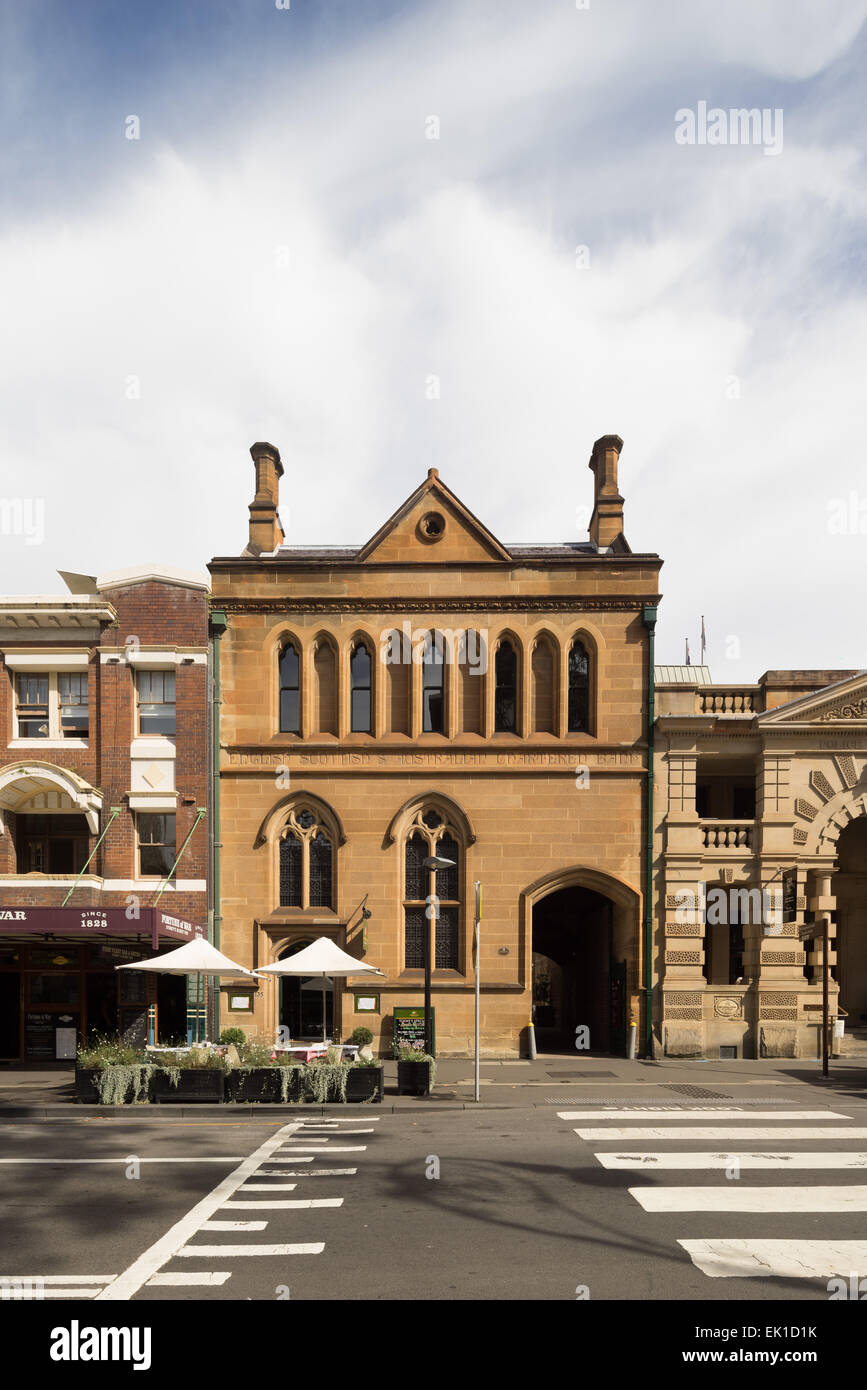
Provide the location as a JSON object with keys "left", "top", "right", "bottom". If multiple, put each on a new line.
{"left": 546, "top": 1070, "right": 617, "bottom": 1078}
{"left": 663, "top": 1084, "right": 731, "bottom": 1099}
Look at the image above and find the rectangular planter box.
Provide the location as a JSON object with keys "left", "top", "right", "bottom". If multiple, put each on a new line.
{"left": 74, "top": 1066, "right": 102, "bottom": 1104}
{"left": 152, "top": 1068, "right": 226, "bottom": 1103}
{"left": 226, "top": 1067, "right": 303, "bottom": 1103}
{"left": 74, "top": 1065, "right": 152, "bottom": 1105}
{"left": 397, "top": 1060, "right": 432, "bottom": 1097}
{"left": 345, "top": 1065, "right": 384, "bottom": 1103}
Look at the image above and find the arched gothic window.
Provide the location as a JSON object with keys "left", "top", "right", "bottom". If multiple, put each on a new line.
{"left": 494, "top": 639, "right": 518, "bottom": 732}
{"left": 279, "top": 807, "right": 333, "bottom": 908}
{"left": 350, "top": 641, "right": 372, "bottom": 733}
{"left": 567, "top": 638, "right": 590, "bottom": 733}
{"left": 403, "top": 806, "right": 460, "bottom": 970}
{"left": 279, "top": 642, "right": 301, "bottom": 734}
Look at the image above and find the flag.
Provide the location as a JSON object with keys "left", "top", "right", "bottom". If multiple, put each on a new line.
{"left": 700, "top": 615, "right": 706, "bottom": 664}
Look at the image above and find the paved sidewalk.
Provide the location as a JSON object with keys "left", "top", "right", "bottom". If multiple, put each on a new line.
{"left": 1, "top": 1054, "right": 864, "bottom": 1116}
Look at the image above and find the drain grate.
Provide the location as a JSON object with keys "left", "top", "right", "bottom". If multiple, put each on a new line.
{"left": 546, "top": 1070, "right": 618, "bottom": 1078}
{"left": 663, "top": 1084, "right": 731, "bottom": 1099}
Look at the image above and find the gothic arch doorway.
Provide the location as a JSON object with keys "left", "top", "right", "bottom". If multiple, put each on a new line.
{"left": 526, "top": 869, "right": 637, "bottom": 1055}
{"left": 277, "top": 939, "right": 333, "bottom": 1041}
{"left": 833, "top": 818, "right": 867, "bottom": 1027}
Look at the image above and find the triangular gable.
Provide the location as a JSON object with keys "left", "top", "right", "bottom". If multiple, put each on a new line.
{"left": 759, "top": 670, "right": 867, "bottom": 726}
{"left": 358, "top": 469, "right": 511, "bottom": 563}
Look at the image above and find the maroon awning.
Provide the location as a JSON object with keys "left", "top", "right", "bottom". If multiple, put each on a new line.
{"left": 0, "top": 906, "right": 205, "bottom": 949}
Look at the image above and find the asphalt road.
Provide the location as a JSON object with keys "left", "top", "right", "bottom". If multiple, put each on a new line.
{"left": 3, "top": 1086, "right": 867, "bottom": 1303}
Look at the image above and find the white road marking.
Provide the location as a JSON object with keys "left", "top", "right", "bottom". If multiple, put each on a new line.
{"left": 0, "top": 1158, "right": 246, "bottom": 1165}
{"left": 630, "top": 1185, "right": 867, "bottom": 1212}
{"left": 146, "top": 1273, "right": 232, "bottom": 1287}
{"left": 575, "top": 1126, "right": 867, "bottom": 1141}
{"left": 96, "top": 1119, "right": 306, "bottom": 1300}
{"left": 222, "top": 1199, "right": 340, "bottom": 1210}
{"left": 38, "top": 1289, "right": 105, "bottom": 1299}
{"left": 679, "top": 1239, "right": 867, "bottom": 1279}
{"left": 0, "top": 1275, "right": 114, "bottom": 1283}
{"left": 199, "top": 1220, "right": 268, "bottom": 1231}
{"left": 266, "top": 1168, "right": 357, "bottom": 1177}
{"left": 294, "top": 1127, "right": 376, "bottom": 1134}
{"left": 596, "top": 1152, "right": 867, "bottom": 1170}
{"left": 177, "top": 1244, "right": 324, "bottom": 1257}
{"left": 276, "top": 1145, "right": 367, "bottom": 1153}
{"left": 238, "top": 1183, "right": 297, "bottom": 1191}
{"left": 558, "top": 1111, "right": 847, "bottom": 1121}
{"left": 222, "top": 1198, "right": 343, "bottom": 1211}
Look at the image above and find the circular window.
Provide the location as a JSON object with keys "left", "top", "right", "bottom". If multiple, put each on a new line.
{"left": 418, "top": 511, "right": 446, "bottom": 542}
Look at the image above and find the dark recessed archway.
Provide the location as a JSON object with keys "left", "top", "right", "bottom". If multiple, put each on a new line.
{"left": 531, "top": 885, "right": 620, "bottom": 1054}
{"left": 278, "top": 938, "right": 332, "bottom": 1040}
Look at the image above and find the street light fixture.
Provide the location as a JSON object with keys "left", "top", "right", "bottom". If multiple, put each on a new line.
{"left": 422, "top": 854, "right": 455, "bottom": 1057}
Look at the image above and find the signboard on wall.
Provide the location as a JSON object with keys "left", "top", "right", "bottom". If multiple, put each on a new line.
{"left": 0, "top": 907, "right": 205, "bottom": 948}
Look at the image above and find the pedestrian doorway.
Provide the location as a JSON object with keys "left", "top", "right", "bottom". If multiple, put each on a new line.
{"left": 531, "top": 883, "right": 627, "bottom": 1055}
{"left": 278, "top": 939, "right": 333, "bottom": 1041}
{"left": 833, "top": 818, "right": 867, "bottom": 1028}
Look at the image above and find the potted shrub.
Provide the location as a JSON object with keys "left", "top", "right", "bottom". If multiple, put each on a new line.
{"left": 345, "top": 1056, "right": 384, "bottom": 1103}
{"left": 348, "top": 1025, "right": 375, "bottom": 1059}
{"left": 226, "top": 1040, "right": 304, "bottom": 1103}
{"left": 396, "top": 1044, "right": 436, "bottom": 1097}
{"left": 75, "top": 1039, "right": 152, "bottom": 1106}
{"left": 151, "top": 1047, "right": 228, "bottom": 1103}
{"left": 219, "top": 1027, "right": 247, "bottom": 1047}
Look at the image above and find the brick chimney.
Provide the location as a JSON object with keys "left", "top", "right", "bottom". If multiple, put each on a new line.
{"left": 588, "top": 434, "right": 625, "bottom": 549}
{"left": 246, "top": 441, "right": 285, "bottom": 555}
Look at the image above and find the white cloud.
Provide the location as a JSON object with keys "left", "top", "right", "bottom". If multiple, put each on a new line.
{"left": 0, "top": 0, "right": 865, "bottom": 680}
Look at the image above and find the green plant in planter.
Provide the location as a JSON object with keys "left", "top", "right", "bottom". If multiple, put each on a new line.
{"left": 303, "top": 1057, "right": 349, "bottom": 1104}
{"left": 348, "top": 1026, "right": 374, "bottom": 1048}
{"left": 78, "top": 1036, "right": 147, "bottom": 1069}
{"left": 219, "top": 1027, "right": 247, "bottom": 1047}
{"left": 95, "top": 1064, "right": 152, "bottom": 1105}
{"left": 157, "top": 1049, "right": 229, "bottom": 1086}
{"left": 397, "top": 1044, "right": 436, "bottom": 1089}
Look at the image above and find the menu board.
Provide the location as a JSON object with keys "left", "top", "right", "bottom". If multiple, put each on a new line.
{"left": 25, "top": 1012, "right": 55, "bottom": 1060}
{"left": 393, "top": 1006, "right": 435, "bottom": 1056}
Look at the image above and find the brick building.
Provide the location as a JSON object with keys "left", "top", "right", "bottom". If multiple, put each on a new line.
{"left": 210, "top": 437, "right": 662, "bottom": 1057}
{"left": 654, "top": 666, "right": 867, "bottom": 1059}
{"left": 0, "top": 566, "right": 210, "bottom": 1061}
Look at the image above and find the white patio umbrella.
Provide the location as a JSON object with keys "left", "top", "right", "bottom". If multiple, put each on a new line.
{"left": 257, "top": 936, "right": 384, "bottom": 1043}
{"left": 116, "top": 938, "right": 263, "bottom": 1043}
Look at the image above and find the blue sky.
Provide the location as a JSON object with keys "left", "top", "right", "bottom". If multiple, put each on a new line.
{"left": 1, "top": 0, "right": 866, "bottom": 679}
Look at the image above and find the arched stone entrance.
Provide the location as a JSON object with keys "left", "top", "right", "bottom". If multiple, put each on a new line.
{"left": 833, "top": 818, "right": 867, "bottom": 1028}
{"left": 523, "top": 868, "right": 639, "bottom": 1055}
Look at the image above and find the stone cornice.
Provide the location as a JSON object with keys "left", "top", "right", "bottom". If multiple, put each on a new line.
{"left": 213, "top": 595, "right": 661, "bottom": 615}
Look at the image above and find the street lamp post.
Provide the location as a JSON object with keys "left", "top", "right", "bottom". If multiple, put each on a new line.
{"left": 422, "top": 854, "right": 455, "bottom": 1057}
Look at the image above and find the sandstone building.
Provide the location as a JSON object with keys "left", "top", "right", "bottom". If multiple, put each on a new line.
{"left": 654, "top": 666, "right": 867, "bottom": 1058}
{"left": 210, "top": 437, "right": 662, "bottom": 1056}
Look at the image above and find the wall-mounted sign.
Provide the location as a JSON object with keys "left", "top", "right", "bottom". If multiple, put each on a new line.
{"left": 229, "top": 995, "right": 253, "bottom": 1012}
{"left": 354, "top": 994, "right": 379, "bottom": 1013}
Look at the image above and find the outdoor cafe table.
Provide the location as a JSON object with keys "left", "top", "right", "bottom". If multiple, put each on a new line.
{"left": 275, "top": 1043, "right": 359, "bottom": 1062}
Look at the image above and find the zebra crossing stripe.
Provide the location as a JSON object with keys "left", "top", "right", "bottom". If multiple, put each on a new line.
{"left": 146, "top": 1273, "right": 232, "bottom": 1286}
{"left": 596, "top": 1152, "right": 867, "bottom": 1170}
{"left": 574, "top": 1127, "right": 867, "bottom": 1141}
{"left": 220, "top": 1198, "right": 343, "bottom": 1211}
{"left": 558, "top": 1111, "right": 847, "bottom": 1121}
{"left": 177, "top": 1244, "right": 324, "bottom": 1258}
{"left": 221, "top": 1199, "right": 332, "bottom": 1210}
{"left": 630, "top": 1184, "right": 867, "bottom": 1212}
{"left": 239, "top": 1183, "right": 297, "bottom": 1191}
{"left": 679, "top": 1239, "right": 867, "bottom": 1279}
{"left": 276, "top": 1145, "right": 367, "bottom": 1153}
{"left": 200, "top": 1220, "right": 268, "bottom": 1231}
{"left": 264, "top": 1168, "right": 357, "bottom": 1177}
